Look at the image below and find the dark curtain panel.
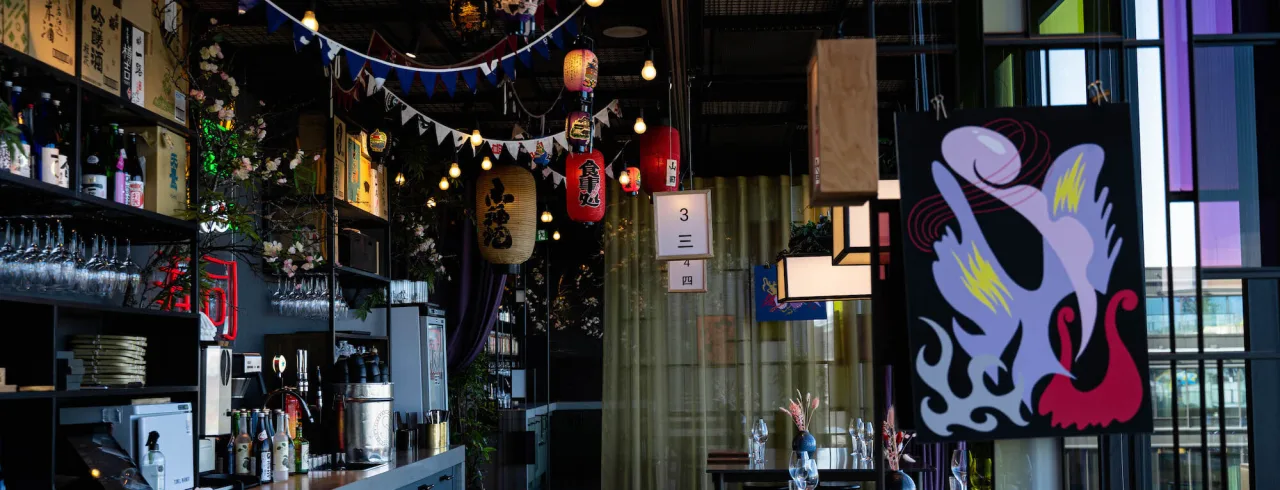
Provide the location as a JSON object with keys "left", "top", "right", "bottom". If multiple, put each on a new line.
{"left": 446, "top": 218, "right": 508, "bottom": 373}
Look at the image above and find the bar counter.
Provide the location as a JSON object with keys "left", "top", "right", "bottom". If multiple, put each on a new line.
{"left": 254, "top": 446, "right": 465, "bottom": 490}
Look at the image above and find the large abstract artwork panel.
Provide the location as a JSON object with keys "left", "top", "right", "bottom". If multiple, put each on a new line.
{"left": 895, "top": 105, "right": 1152, "bottom": 441}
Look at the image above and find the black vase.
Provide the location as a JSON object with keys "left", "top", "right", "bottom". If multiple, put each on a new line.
{"left": 885, "top": 470, "right": 916, "bottom": 490}
{"left": 790, "top": 431, "right": 817, "bottom": 458}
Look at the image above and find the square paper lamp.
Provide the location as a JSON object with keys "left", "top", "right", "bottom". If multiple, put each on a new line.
{"left": 776, "top": 255, "right": 871, "bottom": 303}
{"left": 832, "top": 201, "right": 871, "bottom": 266}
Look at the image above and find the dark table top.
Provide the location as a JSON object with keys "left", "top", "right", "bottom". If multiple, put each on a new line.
{"left": 706, "top": 448, "right": 879, "bottom": 483}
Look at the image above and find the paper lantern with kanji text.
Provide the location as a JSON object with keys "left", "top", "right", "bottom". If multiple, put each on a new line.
{"left": 620, "top": 166, "right": 641, "bottom": 194}
{"left": 565, "top": 150, "right": 606, "bottom": 223}
{"left": 563, "top": 48, "right": 599, "bottom": 93}
{"left": 566, "top": 111, "right": 593, "bottom": 153}
{"left": 475, "top": 165, "right": 537, "bottom": 265}
{"left": 639, "top": 125, "right": 680, "bottom": 193}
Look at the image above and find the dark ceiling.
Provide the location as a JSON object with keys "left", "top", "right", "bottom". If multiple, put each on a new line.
{"left": 194, "top": 0, "right": 957, "bottom": 178}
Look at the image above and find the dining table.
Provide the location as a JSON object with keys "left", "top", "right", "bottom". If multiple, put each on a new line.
{"left": 705, "top": 447, "right": 879, "bottom": 490}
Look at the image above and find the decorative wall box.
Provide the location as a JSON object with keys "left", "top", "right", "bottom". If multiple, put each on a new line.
{"left": 808, "top": 38, "right": 878, "bottom": 205}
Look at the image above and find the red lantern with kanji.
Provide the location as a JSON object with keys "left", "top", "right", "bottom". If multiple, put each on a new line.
{"left": 639, "top": 125, "right": 680, "bottom": 193}
{"left": 565, "top": 150, "right": 606, "bottom": 223}
{"left": 620, "top": 166, "right": 641, "bottom": 194}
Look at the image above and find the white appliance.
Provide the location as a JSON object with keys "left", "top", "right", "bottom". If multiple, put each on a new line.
{"left": 200, "top": 345, "right": 232, "bottom": 436}
{"left": 60, "top": 403, "right": 196, "bottom": 490}
{"left": 421, "top": 306, "right": 449, "bottom": 412}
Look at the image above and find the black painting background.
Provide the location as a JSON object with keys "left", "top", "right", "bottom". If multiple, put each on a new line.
{"left": 893, "top": 104, "right": 1153, "bottom": 441}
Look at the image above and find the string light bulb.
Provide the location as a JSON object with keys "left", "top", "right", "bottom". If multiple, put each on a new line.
{"left": 448, "top": 162, "right": 461, "bottom": 178}
{"left": 541, "top": 210, "right": 553, "bottom": 223}
{"left": 395, "top": 172, "right": 405, "bottom": 186}
{"left": 585, "top": 0, "right": 603, "bottom": 6}
{"left": 634, "top": 115, "right": 647, "bottom": 134}
{"left": 641, "top": 59, "right": 656, "bottom": 81}
{"left": 439, "top": 176, "right": 450, "bottom": 190}
{"left": 301, "top": 10, "right": 319, "bottom": 31}
{"left": 553, "top": 230, "right": 561, "bottom": 240}
{"left": 427, "top": 197, "right": 437, "bottom": 208}
{"left": 481, "top": 156, "right": 493, "bottom": 171}
{"left": 470, "top": 129, "right": 483, "bottom": 147}
{"left": 618, "top": 171, "right": 631, "bottom": 186}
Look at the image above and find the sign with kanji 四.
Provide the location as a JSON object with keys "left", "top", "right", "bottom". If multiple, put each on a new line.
{"left": 667, "top": 259, "right": 706, "bottom": 293}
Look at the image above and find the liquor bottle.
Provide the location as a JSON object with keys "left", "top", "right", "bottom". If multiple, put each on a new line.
{"left": 52, "top": 99, "right": 69, "bottom": 184}
{"left": 35, "top": 92, "right": 64, "bottom": 187}
{"left": 366, "top": 347, "right": 382, "bottom": 382}
{"left": 309, "top": 366, "right": 323, "bottom": 424}
{"left": 81, "top": 127, "right": 107, "bottom": 198}
{"left": 112, "top": 145, "right": 127, "bottom": 204}
{"left": 256, "top": 410, "right": 273, "bottom": 483}
{"left": 125, "top": 132, "right": 145, "bottom": 208}
{"left": 140, "top": 431, "right": 165, "bottom": 490}
{"left": 10, "top": 87, "right": 30, "bottom": 178}
{"left": 272, "top": 410, "right": 290, "bottom": 481}
{"left": 234, "top": 411, "right": 252, "bottom": 475}
{"left": 293, "top": 422, "right": 310, "bottom": 474}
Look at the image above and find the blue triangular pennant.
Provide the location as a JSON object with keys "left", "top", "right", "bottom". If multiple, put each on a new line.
{"left": 395, "top": 67, "right": 417, "bottom": 94}
{"left": 266, "top": 3, "right": 288, "bottom": 33}
{"left": 518, "top": 49, "right": 532, "bottom": 67}
{"left": 441, "top": 72, "right": 457, "bottom": 97}
{"left": 345, "top": 50, "right": 366, "bottom": 81}
{"left": 532, "top": 39, "right": 550, "bottom": 59}
{"left": 292, "top": 23, "right": 314, "bottom": 52}
{"left": 369, "top": 58, "right": 392, "bottom": 82}
{"left": 565, "top": 19, "right": 579, "bottom": 37}
{"left": 485, "top": 66, "right": 498, "bottom": 85}
{"left": 460, "top": 69, "right": 477, "bottom": 91}
{"left": 422, "top": 72, "right": 438, "bottom": 98}
{"left": 501, "top": 57, "right": 516, "bottom": 80}
{"left": 550, "top": 29, "right": 563, "bottom": 49}
{"left": 317, "top": 38, "right": 331, "bottom": 65}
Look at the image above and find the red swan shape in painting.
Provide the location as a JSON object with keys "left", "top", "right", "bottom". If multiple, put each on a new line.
{"left": 1037, "top": 289, "right": 1143, "bottom": 429}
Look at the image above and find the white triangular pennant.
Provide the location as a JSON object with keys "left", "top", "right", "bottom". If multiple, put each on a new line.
{"left": 384, "top": 90, "right": 398, "bottom": 112}
{"left": 594, "top": 111, "right": 610, "bottom": 128}
{"left": 542, "top": 167, "right": 552, "bottom": 178}
{"left": 365, "top": 72, "right": 378, "bottom": 97}
{"left": 552, "top": 172, "right": 564, "bottom": 187}
{"left": 435, "top": 120, "right": 451, "bottom": 145}
{"left": 553, "top": 132, "right": 568, "bottom": 150}
{"left": 417, "top": 117, "right": 430, "bottom": 135}
{"left": 452, "top": 130, "right": 468, "bottom": 149}
{"left": 504, "top": 142, "right": 517, "bottom": 158}
{"left": 605, "top": 165, "right": 614, "bottom": 179}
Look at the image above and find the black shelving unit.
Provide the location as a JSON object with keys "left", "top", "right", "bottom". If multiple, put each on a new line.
{"left": 0, "top": 12, "right": 199, "bottom": 489}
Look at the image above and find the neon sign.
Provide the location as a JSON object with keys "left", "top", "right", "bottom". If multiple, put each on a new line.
{"left": 154, "top": 255, "right": 239, "bottom": 340}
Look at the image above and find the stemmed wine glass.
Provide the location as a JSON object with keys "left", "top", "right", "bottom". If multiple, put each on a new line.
{"left": 788, "top": 451, "right": 819, "bottom": 490}
{"left": 751, "top": 418, "right": 768, "bottom": 465}
{"left": 951, "top": 448, "right": 969, "bottom": 490}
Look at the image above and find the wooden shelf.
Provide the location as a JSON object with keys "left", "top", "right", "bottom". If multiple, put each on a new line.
{"left": 335, "top": 265, "right": 391, "bottom": 286}
{"left": 0, "top": 385, "right": 198, "bottom": 401}
{"left": 332, "top": 199, "right": 389, "bottom": 229}
{"left": 0, "top": 292, "right": 199, "bottom": 319}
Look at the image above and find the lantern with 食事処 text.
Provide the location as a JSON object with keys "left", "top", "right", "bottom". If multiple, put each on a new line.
{"left": 565, "top": 150, "right": 606, "bottom": 223}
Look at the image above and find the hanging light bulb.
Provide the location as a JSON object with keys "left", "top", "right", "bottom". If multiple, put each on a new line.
{"left": 448, "top": 162, "right": 461, "bottom": 178}
{"left": 618, "top": 171, "right": 631, "bottom": 186}
{"left": 470, "top": 129, "right": 483, "bottom": 147}
{"left": 634, "top": 115, "right": 647, "bottom": 134}
{"left": 541, "top": 210, "right": 553, "bottom": 223}
{"left": 641, "top": 59, "right": 657, "bottom": 81}
{"left": 427, "top": 197, "right": 437, "bottom": 208}
{"left": 585, "top": 0, "right": 603, "bottom": 7}
{"left": 481, "top": 156, "right": 493, "bottom": 171}
{"left": 553, "top": 230, "right": 561, "bottom": 240}
{"left": 439, "top": 176, "right": 450, "bottom": 190}
{"left": 395, "top": 172, "right": 406, "bottom": 186}
{"left": 301, "top": 10, "right": 319, "bottom": 31}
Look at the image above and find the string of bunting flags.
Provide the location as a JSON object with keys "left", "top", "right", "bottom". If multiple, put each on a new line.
{"left": 264, "top": 0, "right": 583, "bottom": 96}
{"left": 364, "top": 72, "right": 623, "bottom": 188}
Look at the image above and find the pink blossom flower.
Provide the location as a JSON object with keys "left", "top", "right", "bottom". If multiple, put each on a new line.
{"left": 277, "top": 177, "right": 287, "bottom": 184}
{"left": 210, "top": 18, "right": 218, "bottom": 25}
{"left": 220, "top": 72, "right": 228, "bottom": 80}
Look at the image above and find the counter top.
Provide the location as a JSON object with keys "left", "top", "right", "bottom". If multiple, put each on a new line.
{"left": 253, "top": 446, "right": 464, "bottom": 490}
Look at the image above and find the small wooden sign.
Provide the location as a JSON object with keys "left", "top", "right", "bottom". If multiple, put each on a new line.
{"left": 808, "top": 38, "right": 879, "bottom": 205}
{"left": 667, "top": 259, "right": 707, "bottom": 293}
{"left": 653, "top": 189, "right": 713, "bottom": 260}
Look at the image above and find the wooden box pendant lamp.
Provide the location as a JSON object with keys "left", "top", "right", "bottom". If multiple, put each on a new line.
{"left": 808, "top": 39, "right": 879, "bottom": 205}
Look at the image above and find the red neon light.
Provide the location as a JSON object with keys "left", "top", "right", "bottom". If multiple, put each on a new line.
{"left": 153, "top": 255, "right": 240, "bottom": 340}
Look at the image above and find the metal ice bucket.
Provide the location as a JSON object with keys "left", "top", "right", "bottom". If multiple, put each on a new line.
{"left": 331, "top": 382, "right": 394, "bottom": 464}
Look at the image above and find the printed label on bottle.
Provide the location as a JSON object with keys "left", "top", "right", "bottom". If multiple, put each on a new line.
{"left": 274, "top": 441, "right": 290, "bottom": 470}
{"left": 297, "top": 444, "right": 309, "bottom": 471}
{"left": 14, "top": 144, "right": 30, "bottom": 177}
{"left": 235, "top": 443, "right": 251, "bottom": 474}
{"left": 82, "top": 175, "right": 108, "bottom": 198}
{"left": 259, "top": 453, "right": 272, "bottom": 482}
{"left": 127, "top": 181, "right": 145, "bottom": 208}
{"left": 40, "top": 147, "right": 65, "bottom": 187}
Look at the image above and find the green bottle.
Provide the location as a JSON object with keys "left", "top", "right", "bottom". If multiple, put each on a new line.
{"left": 293, "top": 424, "right": 310, "bottom": 474}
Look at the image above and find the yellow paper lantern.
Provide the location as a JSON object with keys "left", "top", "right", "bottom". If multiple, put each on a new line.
{"left": 476, "top": 165, "right": 536, "bottom": 265}
{"left": 563, "top": 49, "right": 599, "bottom": 93}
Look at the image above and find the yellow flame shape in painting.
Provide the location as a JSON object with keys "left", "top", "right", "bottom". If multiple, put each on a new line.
{"left": 953, "top": 243, "right": 1013, "bottom": 316}
{"left": 1053, "top": 152, "right": 1087, "bottom": 216}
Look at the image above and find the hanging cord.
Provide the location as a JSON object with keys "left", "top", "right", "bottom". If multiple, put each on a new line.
{"left": 504, "top": 79, "right": 565, "bottom": 124}
{"left": 928, "top": 0, "right": 942, "bottom": 109}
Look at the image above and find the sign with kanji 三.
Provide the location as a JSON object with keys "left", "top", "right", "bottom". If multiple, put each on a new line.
{"left": 653, "top": 189, "right": 713, "bottom": 260}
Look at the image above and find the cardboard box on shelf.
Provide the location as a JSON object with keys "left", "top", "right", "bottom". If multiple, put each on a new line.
{"left": 27, "top": 0, "right": 75, "bottom": 75}
{"left": 130, "top": 0, "right": 187, "bottom": 125}
{"left": 345, "top": 134, "right": 362, "bottom": 205}
{"left": 1, "top": 0, "right": 30, "bottom": 53}
{"left": 127, "top": 125, "right": 188, "bottom": 217}
{"left": 80, "top": 0, "right": 122, "bottom": 93}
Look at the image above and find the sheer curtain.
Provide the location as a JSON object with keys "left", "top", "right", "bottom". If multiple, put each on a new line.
{"left": 601, "top": 175, "right": 875, "bottom": 489}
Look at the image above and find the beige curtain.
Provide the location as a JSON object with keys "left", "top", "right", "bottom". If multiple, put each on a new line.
{"left": 602, "top": 176, "right": 875, "bottom": 489}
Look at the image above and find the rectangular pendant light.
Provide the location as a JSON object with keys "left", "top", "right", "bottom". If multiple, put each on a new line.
{"left": 776, "top": 255, "right": 872, "bottom": 303}
{"left": 832, "top": 179, "right": 899, "bottom": 266}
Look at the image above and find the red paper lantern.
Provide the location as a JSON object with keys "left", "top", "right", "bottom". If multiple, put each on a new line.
{"left": 639, "top": 125, "right": 680, "bottom": 193}
{"left": 563, "top": 48, "right": 599, "bottom": 93}
{"left": 620, "top": 166, "right": 641, "bottom": 194}
{"left": 565, "top": 150, "right": 606, "bottom": 223}
{"left": 566, "top": 110, "right": 593, "bottom": 152}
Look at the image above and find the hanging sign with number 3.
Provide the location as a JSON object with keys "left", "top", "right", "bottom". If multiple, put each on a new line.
{"left": 653, "top": 189, "right": 713, "bottom": 260}
{"left": 667, "top": 259, "right": 707, "bottom": 293}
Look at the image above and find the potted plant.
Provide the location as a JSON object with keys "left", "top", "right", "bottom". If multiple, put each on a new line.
{"left": 774, "top": 215, "right": 871, "bottom": 302}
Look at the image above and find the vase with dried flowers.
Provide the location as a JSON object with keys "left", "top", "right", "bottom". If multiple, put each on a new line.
{"left": 779, "top": 391, "right": 822, "bottom": 458}
{"left": 882, "top": 406, "right": 918, "bottom": 490}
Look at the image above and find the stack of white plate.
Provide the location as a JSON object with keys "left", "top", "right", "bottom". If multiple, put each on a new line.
{"left": 70, "top": 335, "right": 147, "bottom": 387}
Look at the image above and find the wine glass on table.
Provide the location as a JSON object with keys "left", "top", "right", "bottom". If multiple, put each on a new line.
{"left": 752, "top": 418, "right": 768, "bottom": 465}
{"left": 789, "top": 451, "right": 819, "bottom": 490}
{"left": 951, "top": 448, "right": 969, "bottom": 490}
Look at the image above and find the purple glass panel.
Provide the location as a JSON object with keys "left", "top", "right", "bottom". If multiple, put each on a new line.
{"left": 1165, "top": 1, "right": 1195, "bottom": 192}
{"left": 1199, "top": 201, "right": 1242, "bottom": 268}
{"left": 1193, "top": 47, "right": 1240, "bottom": 192}
{"left": 1193, "top": 0, "right": 1235, "bottom": 34}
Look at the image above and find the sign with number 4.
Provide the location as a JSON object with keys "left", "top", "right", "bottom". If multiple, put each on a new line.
{"left": 668, "top": 259, "right": 707, "bottom": 293}
{"left": 653, "top": 189, "right": 713, "bottom": 260}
